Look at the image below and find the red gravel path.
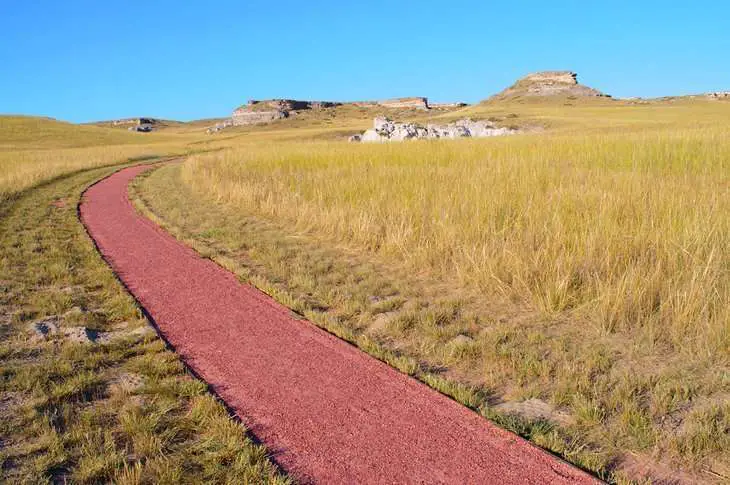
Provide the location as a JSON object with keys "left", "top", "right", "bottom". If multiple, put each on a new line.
{"left": 80, "top": 165, "right": 600, "bottom": 484}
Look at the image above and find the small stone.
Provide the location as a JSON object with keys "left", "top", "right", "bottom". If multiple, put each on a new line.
{"left": 109, "top": 372, "right": 145, "bottom": 394}
{"left": 449, "top": 334, "right": 475, "bottom": 346}
{"left": 367, "top": 311, "right": 399, "bottom": 335}
{"left": 62, "top": 326, "right": 99, "bottom": 344}
{"left": 29, "top": 317, "right": 59, "bottom": 340}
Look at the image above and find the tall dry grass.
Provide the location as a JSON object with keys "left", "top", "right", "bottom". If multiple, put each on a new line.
{"left": 0, "top": 115, "right": 198, "bottom": 203}
{"left": 182, "top": 128, "right": 729, "bottom": 358}
{"left": 0, "top": 145, "right": 174, "bottom": 203}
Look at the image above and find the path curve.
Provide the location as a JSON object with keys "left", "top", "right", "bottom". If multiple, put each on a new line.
{"left": 80, "top": 165, "right": 599, "bottom": 484}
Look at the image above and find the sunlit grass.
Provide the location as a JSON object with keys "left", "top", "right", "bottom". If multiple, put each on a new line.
{"left": 163, "top": 101, "right": 730, "bottom": 480}
{"left": 4, "top": 100, "right": 729, "bottom": 482}
{"left": 183, "top": 127, "right": 728, "bottom": 357}
{"left": 0, "top": 115, "right": 206, "bottom": 203}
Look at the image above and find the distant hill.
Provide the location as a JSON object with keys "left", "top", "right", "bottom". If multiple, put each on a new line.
{"left": 488, "top": 71, "right": 609, "bottom": 101}
{"left": 0, "top": 115, "right": 153, "bottom": 149}
{"left": 88, "top": 117, "right": 230, "bottom": 134}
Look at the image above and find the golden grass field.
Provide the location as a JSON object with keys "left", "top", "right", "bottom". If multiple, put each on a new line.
{"left": 0, "top": 117, "right": 288, "bottom": 483}
{"left": 1, "top": 98, "right": 728, "bottom": 483}
{"left": 138, "top": 99, "right": 728, "bottom": 482}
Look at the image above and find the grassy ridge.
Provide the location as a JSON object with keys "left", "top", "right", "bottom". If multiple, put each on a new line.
{"left": 159, "top": 102, "right": 729, "bottom": 481}
{"left": 0, "top": 116, "right": 195, "bottom": 203}
{"left": 0, "top": 145, "right": 177, "bottom": 204}
{"left": 0, "top": 116, "right": 170, "bottom": 149}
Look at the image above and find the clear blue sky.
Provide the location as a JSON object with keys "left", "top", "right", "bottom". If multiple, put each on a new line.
{"left": 2, "top": 1, "right": 728, "bottom": 123}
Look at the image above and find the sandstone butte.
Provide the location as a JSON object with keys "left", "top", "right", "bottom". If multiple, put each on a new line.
{"left": 489, "top": 71, "right": 609, "bottom": 100}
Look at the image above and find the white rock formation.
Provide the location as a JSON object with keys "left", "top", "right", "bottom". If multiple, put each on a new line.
{"left": 354, "top": 117, "right": 515, "bottom": 142}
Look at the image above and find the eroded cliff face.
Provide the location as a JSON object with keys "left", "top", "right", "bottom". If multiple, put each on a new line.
{"left": 245, "top": 99, "right": 342, "bottom": 111}
{"left": 231, "top": 108, "right": 288, "bottom": 126}
{"left": 230, "top": 97, "right": 432, "bottom": 126}
{"left": 491, "top": 71, "right": 608, "bottom": 99}
{"left": 350, "top": 97, "right": 430, "bottom": 110}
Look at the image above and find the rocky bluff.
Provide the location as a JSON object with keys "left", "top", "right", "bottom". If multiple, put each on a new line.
{"left": 491, "top": 71, "right": 609, "bottom": 99}
{"left": 228, "top": 97, "right": 433, "bottom": 127}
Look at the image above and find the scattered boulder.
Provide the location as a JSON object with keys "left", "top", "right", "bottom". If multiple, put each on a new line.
{"left": 27, "top": 314, "right": 154, "bottom": 344}
{"left": 29, "top": 317, "right": 97, "bottom": 343}
{"left": 29, "top": 317, "right": 59, "bottom": 340}
{"left": 355, "top": 117, "right": 516, "bottom": 142}
{"left": 490, "top": 71, "right": 609, "bottom": 100}
{"left": 207, "top": 119, "right": 234, "bottom": 134}
{"left": 706, "top": 91, "right": 730, "bottom": 100}
{"left": 128, "top": 124, "right": 154, "bottom": 133}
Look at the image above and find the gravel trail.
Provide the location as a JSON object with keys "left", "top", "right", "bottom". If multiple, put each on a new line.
{"left": 80, "top": 165, "right": 599, "bottom": 484}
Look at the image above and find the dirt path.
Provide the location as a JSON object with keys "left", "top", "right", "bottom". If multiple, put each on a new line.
{"left": 80, "top": 165, "right": 600, "bottom": 484}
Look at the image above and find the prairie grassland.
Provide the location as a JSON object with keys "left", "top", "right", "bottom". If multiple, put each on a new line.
{"left": 0, "top": 116, "right": 183, "bottom": 203}
{"left": 0, "top": 145, "right": 176, "bottom": 204}
{"left": 183, "top": 128, "right": 728, "bottom": 355}
{"left": 0, "top": 118, "right": 288, "bottom": 482}
{"left": 0, "top": 115, "right": 158, "bottom": 149}
{"left": 462, "top": 97, "right": 730, "bottom": 133}
{"left": 134, "top": 101, "right": 729, "bottom": 481}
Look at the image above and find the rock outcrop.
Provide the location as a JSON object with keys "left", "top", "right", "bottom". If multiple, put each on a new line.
{"left": 376, "top": 97, "right": 429, "bottom": 110}
{"left": 128, "top": 124, "right": 154, "bottom": 132}
{"left": 231, "top": 99, "right": 347, "bottom": 126}
{"left": 491, "top": 71, "right": 608, "bottom": 100}
{"left": 211, "top": 96, "right": 461, "bottom": 132}
{"left": 351, "top": 97, "right": 430, "bottom": 110}
{"left": 353, "top": 117, "right": 516, "bottom": 142}
{"left": 110, "top": 117, "right": 159, "bottom": 132}
{"left": 231, "top": 108, "right": 288, "bottom": 126}
{"left": 706, "top": 91, "right": 730, "bottom": 100}
{"left": 430, "top": 102, "right": 468, "bottom": 109}
{"left": 112, "top": 117, "right": 157, "bottom": 126}
{"left": 207, "top": 119, "right": 234, "bottom": 134}
{"left": 246, "top": 99, "right": 342, "bottom": 111}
